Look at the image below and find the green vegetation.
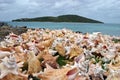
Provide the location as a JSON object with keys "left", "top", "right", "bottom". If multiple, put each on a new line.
{"left": 53, "top": 52, "right": 73, "bottom": 67}
{"left": 56, "top": 54, "right": 68, "bottom": 67}
{"left": 53, "top": 52, "right": 68, "bottom": 67}
{"left": 12, "top": 14, "right": 103, "bottom": 23}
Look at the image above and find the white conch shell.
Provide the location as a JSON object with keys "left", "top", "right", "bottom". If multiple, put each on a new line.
{"left": 0, "top": 41, "right": 7, "bottom": 47}
{"left": 106, "top": 71, "right": 120, "bottom": 80}
{"left": 0, "top": 51, "right": 13, "bottom": 59}
{"left": 26, "top": 42, "right": 38, "bottom": 55}
{"left": 78, "top": 60, "right": 89, "bottom": 75}
{"left": 102, "top": 49, "right": 116, "bottom": 60}
{"left": 0, "top": 55, "right": 18, "bottom": 79}
{"left": 73, "top": 60, "right": 89, "bottom": 76}
{"left": 64, "top": 46, "right": 71, "bottom": 55}
{"left": 107, "top": 55, "right": 120, "bottom": 74}
{"left": 93, "top": 63, "right": 105, "bottom": 80}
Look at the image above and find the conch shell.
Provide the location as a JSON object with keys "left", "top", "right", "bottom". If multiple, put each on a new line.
{"left": 27, "top": 51, "right": 41, "bottom": 74}
{"left": 74, "top": 75, "right": 89, "bottom": 80}
{"left": 1, "top": 73, "right": 27, "bottom": 80}
{"left": 106, "top": 71, "right": 120, "bottom": 80}
{"left": 0, "top": 55, "right": 18, "bottom": 79}
{"left": 69, "top": 45, "right": 83, "bottom": 59}
{"left": 42, "top": 33, "right": 51, "bottom": 40}
{"left": 0, "top": 47, "right": 12, "bottom": 52}
{"left": 21, "top": 33, "right": 29, "bottom": 42}
{"left": 14, "top": 52, "right": 27, "bottom": 62}
{"left": 38, "top": 64, "right": 78, "bottom": 80}
{"left": 36, "top": 42, "right": 45, "bottom": 51}
{"left": 108, "top": 55, "right": 120, "bottom": 71}
{"left": 55, "top": 43, "right": 66, "bottom": 56}
{"left": 38, "top": 49, "right": 59, "bottom": 68}
{"left": 14, "top": 46, "right": 24, "bottom": 53}
{"left": 0, "top": 51, "right": 13, "bottom": 59}
{"left": 41, "top": 38, "right": 54, "bottom": 48}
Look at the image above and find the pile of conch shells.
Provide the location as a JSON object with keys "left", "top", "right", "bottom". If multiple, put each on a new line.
{"left": 0, "top": 28, "right": 120, "bottom": 80}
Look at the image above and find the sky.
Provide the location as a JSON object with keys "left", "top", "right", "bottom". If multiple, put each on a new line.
{"left": 0, "top": 0, "right": 120, "bottom": 23}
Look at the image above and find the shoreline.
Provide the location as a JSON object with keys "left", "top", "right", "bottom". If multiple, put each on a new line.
{"left": 0, "top": 22, "right": 120, "bottom": 41}
{"left": 7, "top": 21, "right": 120, "bottom": 36}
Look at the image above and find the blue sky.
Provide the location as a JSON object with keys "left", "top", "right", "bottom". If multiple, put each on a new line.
{"left": 0, "top": 0, "right": 120, "bottom": 23}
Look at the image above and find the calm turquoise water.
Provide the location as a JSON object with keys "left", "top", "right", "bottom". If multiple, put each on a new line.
{"left": 7, "top": 22, "right": 120, "bottom": 36}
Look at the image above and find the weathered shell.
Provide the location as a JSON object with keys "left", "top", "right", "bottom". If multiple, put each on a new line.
{"left": 74, "top": 75, "right": 89, "bottom": 80}
{"left": 39, "top": 49, "right": 59, "bottom": 68}
{"left": 0, "top": 55, "right": 18, "bottom": 79}
{"left": 106, "top": 71, "right": 120, "bottom": 80}
{"left": 14, "top": 52, "right": 27, "bottom": 62}
{"left": 21, "top": 33, "right": 29, "bottom": 41}
{"left": 27, "top": 51, "right": 41, "bottom": 74}
{"left": 38, "top": 64, "right": 78, "bottom": 80}
{"left": 14, "top": 46, "right": 24, "bottom": 53}
{"left": 0, "top": 51, "right": 13, "bottom": 59}
{"left": 36, "top": 42, "right": 45, "bottom": 51}
{"left": 55, "top": 43, "right": 66, "bottom": 56}
{"left": 0, "top": 47, "right": 12, "bottom": 52}
{"left": 0, "top": 73, "right": 27, "bottom": 80}
{"left": 69, "top": 45, "right": 83, "bottom": 59}
{"left": 41, "top": 38, "right": 54, "bottom": 48}
{"left": 108, "top": 55, "right": 120, "bottom": 71}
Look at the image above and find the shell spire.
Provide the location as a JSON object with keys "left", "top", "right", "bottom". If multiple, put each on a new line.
{"left": 0, "top": 55, "right": 18, "bottom": 79}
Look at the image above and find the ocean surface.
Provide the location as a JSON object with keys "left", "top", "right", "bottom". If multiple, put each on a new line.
{"left": 7, "top": 22, "right": 120, "bottom": 36}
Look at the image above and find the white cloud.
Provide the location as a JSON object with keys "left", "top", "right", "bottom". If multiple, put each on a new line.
{"left": 0, "top": 0, "right": 120, "bottom": 23}
{"left": 0, "top": 0, "right": 15, "bottom": 4}
{"left": 54, "top": 0, "right": 79, "bottom": 8}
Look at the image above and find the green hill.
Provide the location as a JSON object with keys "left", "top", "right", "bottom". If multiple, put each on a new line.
{"left": 12, "top": 15, "right": 103, "bottom": 23}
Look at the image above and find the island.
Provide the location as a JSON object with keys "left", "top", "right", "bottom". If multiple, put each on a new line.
{"left": 12, "top": 14, "right": 103, "bottom": 23}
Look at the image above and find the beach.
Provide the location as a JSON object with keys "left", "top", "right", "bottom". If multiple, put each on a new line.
{"left": 0, "top": 22, "right": 120, "bottom": 80}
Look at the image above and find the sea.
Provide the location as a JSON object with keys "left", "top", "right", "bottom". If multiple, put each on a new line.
{"left": 7, "top": 22, "right": 120, "bottom": 36}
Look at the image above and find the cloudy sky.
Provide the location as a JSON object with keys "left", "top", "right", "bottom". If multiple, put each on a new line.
{"left": 0, "top": 0, "right": 120, "bottom": 23}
